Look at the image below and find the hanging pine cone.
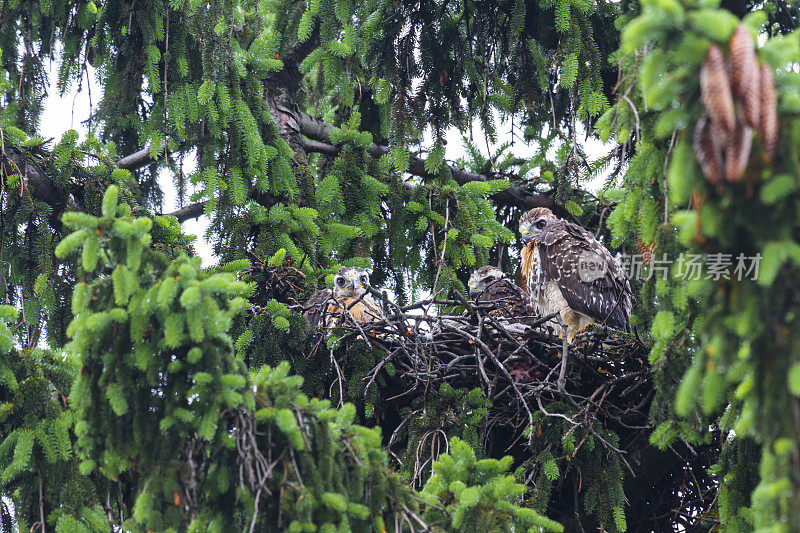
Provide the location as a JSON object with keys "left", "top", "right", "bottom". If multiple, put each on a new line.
{"left": 729, "top": 25, "right": 760, "bottom": 129}
{"left": 757, "top": 63, "right": 778, "bottom": 162}
{"left": 700, "top": 45, "right": 736, "bottom": 135}
{"left": 693, "top": 115, "right": 726, "bottom": 185}
{"left": 694, "top": 40, "right": 780, "bottom": 186}
{"left": 725, "top": 113, "right": 753, "bottom": 182}
{"left": 637, "top": 237, "right": 654, "bottom": 267}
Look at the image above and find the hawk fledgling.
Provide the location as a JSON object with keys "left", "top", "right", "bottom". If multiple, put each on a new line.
{"left": 518, "top": 208, "right": 632, "bottom": 340}
{"left": 468, "top": 266, "right": 534, "bottom": 319}
{"left": 303, "top": 267, "right": 384, "bottom": 330}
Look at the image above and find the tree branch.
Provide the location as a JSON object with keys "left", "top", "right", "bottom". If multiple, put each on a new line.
{"left": 165, "top": 201, "right": 206, "bottom": 222}
{"left": 2, "top": 145, "right": 71, "bottom": 209}
{"left": 162, "top": 188, "right": 293, "bottom": 223}
{"left": 116, "top": 147, "right": 155, "bottom": 170}
{"left": 6, "top": 129, "right": 557, "bottom": 225}
{"left": 112, "top": 135, "right": 560, "bottom": 222}
{"left": 296, "top": 111, "right": 561, "bottom": 212}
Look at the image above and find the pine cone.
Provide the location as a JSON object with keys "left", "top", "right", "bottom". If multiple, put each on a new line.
{"left": 700, "top": 45, "right": 736, "bottom": 134}
{"left": 757, "top": 63, "right": 778, "bottom": 162}
{"left": 729, "top": 25, "right": 760, "bottom": 128}
{"left": 637, "top": 237, "right": 654, "bottom": 267}
{"left": 693, "top": 115, "right": 726, "bottom": 185}
{"left": 725, "top": 115, "right": 752, "bottom": 182}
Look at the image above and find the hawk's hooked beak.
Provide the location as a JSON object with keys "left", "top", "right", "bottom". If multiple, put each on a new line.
{"left": 347, "top": 275, "right": 367, "bottom": 293}
{"left": 469, "top": 284, "right": 479, "bottom": 299}
{"left": 520, "top": 230, "right": 533, "bottom": 245}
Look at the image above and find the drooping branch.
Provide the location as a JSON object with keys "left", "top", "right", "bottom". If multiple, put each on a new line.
{"left": 1, "top": 134, "right": 204, "bottom": 222}
{"left": 2, "top": 140, "right": 157, "bottom": 213}
{"left": 296, "top": 111, "right": 563, "bottom": 212}
{"left": 298, "top": 111, "right": 490, "bottom": 183}
{"left": 115, "top": 147, "right": 208, "bottom": 221}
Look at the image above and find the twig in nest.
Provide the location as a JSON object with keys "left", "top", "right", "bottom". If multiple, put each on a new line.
{"left": 451, "top": 288, "right": 474, "bottom": 316}
{"left": 558, "top": 318, "right": 569, "bottom": 392}
{"left": 441, "top": 322, "right": 536, "bottom": 445}
{"left": 363, "top": 347, "right": 402, "bottom": 399}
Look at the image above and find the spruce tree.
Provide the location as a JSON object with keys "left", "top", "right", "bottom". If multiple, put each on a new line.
{"left": 1, "top": 0, "right": 799, "bottom": 530}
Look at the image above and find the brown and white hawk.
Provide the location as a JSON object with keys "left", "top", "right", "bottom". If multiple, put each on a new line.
{"left": 303, "top": 267, "right": 384, "bottom": 330}
{"left": 468, "top": 266, "right": 535, "bottom": 319}
{"left": 518, "top": 208, "right": 632, "bottom": 340}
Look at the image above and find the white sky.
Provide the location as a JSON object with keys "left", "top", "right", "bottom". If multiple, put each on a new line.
{"left": 40, "top": 64, "right": 215, "bottom": 262}
{"left": 40, "top": 61, "right": 612, "bottom": 268}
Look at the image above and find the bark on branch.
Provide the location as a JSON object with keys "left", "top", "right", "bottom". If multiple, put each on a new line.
{"left": 116, "top": 147, "right": 155, "bottom": 170}
{"left": 162, "top": 188, "right": 293, "bottom": 223}
{"left": 296, "top": 111, "right": 561, "bottom": 212}
{"left": 111, "top": 126, "right": 561, "bottom": 221}
{"left": 165, "top": 202, "right": 206, "bottom": 222}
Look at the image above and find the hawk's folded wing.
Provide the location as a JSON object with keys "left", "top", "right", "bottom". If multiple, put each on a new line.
{"left": 476, "top": 278, "right": 536, "bottom": 319}
{"left": 303, "top": 289, "right": 333, "bottom": 329}
{"left": 537, "top": 221, "right": 632, "bottom": 332}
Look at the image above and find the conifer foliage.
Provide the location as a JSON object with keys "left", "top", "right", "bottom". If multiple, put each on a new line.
{"left": 1, "top": 0, "right": 800, "bottom": 530}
